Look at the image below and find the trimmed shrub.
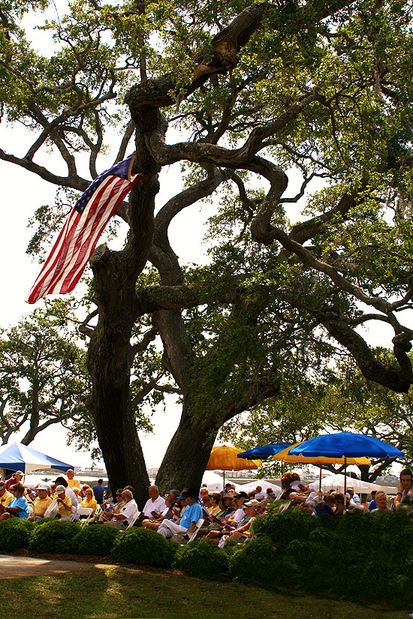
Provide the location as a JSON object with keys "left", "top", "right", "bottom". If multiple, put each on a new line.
{"left": 284, "top": 538, "right": 334, "bottom": 590}
{"left": 229, "top": 536, "right": 278, "bottom": 587}
{"left": 252, "top": 506, "right": 316, "bottom": 547}
{"left": 0, "top": 518, "right": 33, "bottom": 552}
{"left": 29, "top": 519, "right": 80, "bottom": 553}
{"left": 175, "top": 540, "right": 229, "bottom": 580}
{"left": 111, "top": 528, "right": 176, "bottom": 568}
{"left": 73, "top": 524, "right": 119, "bottom": 556}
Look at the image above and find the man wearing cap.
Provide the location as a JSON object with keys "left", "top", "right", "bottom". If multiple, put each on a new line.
{"left": 0, "top": 481, "right": 13, "bottom": 507}
{"left": 218, "top": 499, "right": 261, "bottom": 546}
{"left": 29, "top": 485, "right": 53, "bottom": 520}
{"left": 157, "top": 488, "right": 203, "bottom": 541}
{"left": 54, "top": 476, "right": 78, "bottom": 520}
{"left": 54, "top": 485, "right": 73, "bottom": 519}
{"left": 313, "top": 495, "right": 334, "bottom": 516}
{"left": 347, "top": 486, "right": 361, "bottom": 506}
{"left": 5, "top": 471, "right": 24, "bottom": 490}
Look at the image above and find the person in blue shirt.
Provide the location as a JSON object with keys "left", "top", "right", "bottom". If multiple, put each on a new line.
{"left": 368, "top": 490, "right": 377, "bottom": 511}
{"left": 313, "top": 496, "right": 334, "bottom": 516}
{"left": 92, "top": 479, "right": 105, "bottom": 505}
{"left": 0, "top": 482, "right": 28, "bottom": 520}
{"left": 157, "top": 487, "right": 203, "bottom": 540}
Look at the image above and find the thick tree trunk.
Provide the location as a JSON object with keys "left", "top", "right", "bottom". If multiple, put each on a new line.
{"left": 87, "top": 289, "right": 150, "bottom": 508}
{"left": 89, "top": 376, "right": 149, "bottom": 508}
{"left": 155, "top": 410, "right": 217, "bottom": 494}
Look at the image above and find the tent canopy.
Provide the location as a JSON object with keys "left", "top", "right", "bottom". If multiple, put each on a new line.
{"left": 308, "top": 473, "right": 398, "bottom": 495}
{"left": 0, "top": 442, "right": 73, "bottom": 474}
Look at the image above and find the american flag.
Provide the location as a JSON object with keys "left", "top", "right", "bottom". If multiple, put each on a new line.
{"left": 27, "top": 156, "right": 142, "bottom": 304}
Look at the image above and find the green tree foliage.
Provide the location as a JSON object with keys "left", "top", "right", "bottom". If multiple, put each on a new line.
{"left": 0, "top": 299, "right": 91, "bottom": 445}
{"left": 1, "top": 0, "right": 413, "bottom": 497}
{"left": 220, "top": 349, "right": 413, "bottom": 481}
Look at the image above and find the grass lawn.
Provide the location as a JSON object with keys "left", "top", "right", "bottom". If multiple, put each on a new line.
{"left": 0, "top": 564, "right": 408, "bottom": 619}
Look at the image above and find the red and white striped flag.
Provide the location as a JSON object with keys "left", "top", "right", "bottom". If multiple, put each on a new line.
{"left": 27, "top": 156, "right": 141, "bottom": 304}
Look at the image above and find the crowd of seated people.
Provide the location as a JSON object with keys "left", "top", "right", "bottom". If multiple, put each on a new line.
{"left": 0, "top": 467, "right": 411, "bottom": 537}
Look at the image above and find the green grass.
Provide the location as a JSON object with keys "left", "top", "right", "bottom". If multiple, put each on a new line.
{"left": 0, "top": 565, "right": 408, "bottom": 619}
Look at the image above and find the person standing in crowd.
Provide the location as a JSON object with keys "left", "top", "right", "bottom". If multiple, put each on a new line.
{"left": 92, "top": 479, "right": 105, "bottom": 505}
{"left": 66, "top": 469, "right": 81, "bottom": 491}
{"left": 5, "top": 471, "right": 24, "bottom": 490}
{"left": 368, "top": 490, "right": 377, "bottom": 511}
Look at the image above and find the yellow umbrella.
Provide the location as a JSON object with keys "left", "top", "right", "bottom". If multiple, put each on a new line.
{"left": 206, "top": 445, "right": 262, "bottom": 489}
{"left": 273, "top": 442, "right": 371, "bottom": 490}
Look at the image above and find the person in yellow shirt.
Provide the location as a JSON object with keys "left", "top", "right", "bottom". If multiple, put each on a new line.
{"left": 0, "top": 481, "right": 13, "bottom": 507}
{"left": 81, "top": 487, "right": 98, "bottom": 515}
{"left": 66, "top": 469, "right": 81, "bottom": 491}
{"left": 55, "top": 485, "right": 73, "bottom": 519}
{"left": 30, "top": 485, "right": 53, "bottom": 520}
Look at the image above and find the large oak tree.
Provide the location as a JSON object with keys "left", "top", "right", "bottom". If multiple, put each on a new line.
{"left": 1, "top": 0, "right": 413, "bottom": 505}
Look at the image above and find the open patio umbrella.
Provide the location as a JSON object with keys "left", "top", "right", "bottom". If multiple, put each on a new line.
{"left": 289, "top": 432, "right": 404, "bottom": 502}
{"left": 273, "top": 442, "right": 371, "bottom": 491}
{"left": 206, "top": 445, "right": 262, "bottom": 489}
{"left": 237, "top": 442, "right": 292, "bottom": 460}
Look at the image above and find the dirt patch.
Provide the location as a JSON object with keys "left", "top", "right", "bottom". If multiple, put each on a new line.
{"left": 0, "top": 553, "right": 103, "bottom": 579}
{"left": 1, "top": 550, "right": 183, "bottom": 579}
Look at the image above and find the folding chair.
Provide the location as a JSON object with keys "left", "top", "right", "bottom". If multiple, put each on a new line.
{"left": 125, "top": 510, "right": 140, "bottom": 529}
{"left": 77, "top": 506, "right": 93, "bottom": 528}
{"left": 177, "top": 518, "right": 204, "bottom": 544}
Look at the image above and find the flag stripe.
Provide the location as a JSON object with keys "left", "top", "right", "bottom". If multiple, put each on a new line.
{"left": 27, "top": 157, "right": 141, "bottom": 304}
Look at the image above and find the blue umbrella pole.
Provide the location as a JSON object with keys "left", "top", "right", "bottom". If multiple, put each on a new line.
{"left": 344, "top": 457, "right": 347, "bottom": 511}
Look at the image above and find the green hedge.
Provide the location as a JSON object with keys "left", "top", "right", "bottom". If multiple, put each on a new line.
{"left": 111, "top": 528, "right": 177, "bottom": 568}
{"left": 0, "top": 508, "right": 412, "bottom": 608}
{"left": 175, "top": 539, "right": 229, "bottom": 579}
{"left": 0, "top": 518, "right": 33, "bottom": 552}
{"left": 229, "top": 508, "right": 413, "bottom": 607}
{"left": 73, "top": 523, "right": 119, "bottom": 555}
{"left": 29, "top": 520, "right": 81, "bottom": 553}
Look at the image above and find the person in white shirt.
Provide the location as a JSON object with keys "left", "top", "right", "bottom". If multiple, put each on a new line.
{"left": 106, "top": 490, "right": 138, "bottom": 528}
{"left": 142, "top": 485, "right": 166, "bottom": 518}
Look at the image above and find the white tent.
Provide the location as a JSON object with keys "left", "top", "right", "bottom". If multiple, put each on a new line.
{"left": 201, "top": 470, "right": 243, "bottom": 492}
{"left": 237, "top": 479, "right": 282, "bottom": 498}
{"left": 309, "top": 473, "right": 398, "bottom": 495}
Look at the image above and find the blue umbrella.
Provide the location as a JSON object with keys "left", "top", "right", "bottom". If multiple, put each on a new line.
{"left": 289, "top": 432, "right": 404, "bottom": 507}
{"left": 288, "top": 432, "right": 404, "bottom": 459}
{"left": 237, "top": 442, "right": 292, "bottom": 460}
